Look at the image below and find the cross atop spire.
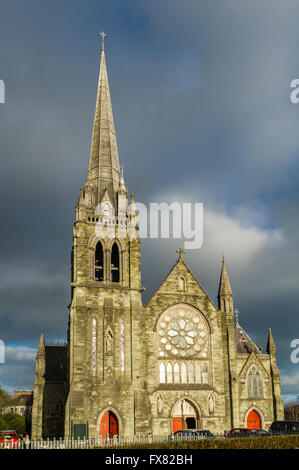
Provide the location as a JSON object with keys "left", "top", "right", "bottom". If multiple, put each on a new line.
{"left": 99, "top": 29, "right": 108, "bottom": 51}
{"left": 234, "top": 308, "right": 239, "bottom": 325}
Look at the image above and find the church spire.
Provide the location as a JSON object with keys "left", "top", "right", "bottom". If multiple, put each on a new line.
{"left": 87, "top": 31, "right": 120, "bottom": 209}
{"left": 218, "top": 255, "right": 233, "bottom": 313}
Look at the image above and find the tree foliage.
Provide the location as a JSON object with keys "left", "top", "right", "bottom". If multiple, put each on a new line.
{"left": 0, "top": 385, "right": 12, "bottom": 416}
{"left": 1, "top": 412, "right": 26, "bottom": 435}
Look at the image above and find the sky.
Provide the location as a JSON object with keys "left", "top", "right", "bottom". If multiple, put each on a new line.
{"left": 0, "top": 0, "right": 299, "bottom": 403}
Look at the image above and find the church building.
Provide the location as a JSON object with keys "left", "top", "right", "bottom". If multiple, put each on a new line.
{"left": 31, "top": 37, "right": 284, "bottom": 439}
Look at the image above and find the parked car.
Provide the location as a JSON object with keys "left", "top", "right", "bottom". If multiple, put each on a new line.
{"left": 168, "top": 429, "right": 215, "bottom": 441}
{"left": 226, "top": 428, "right": 270, "bottom": 438}
{"left": 269, "top": 420, "right": 299, "bottom": 436}
{"left": 248, "top": 429, "right": 271, "bottom": 437}
{"left": 0, "top": 430, "right": 19, "bottom": 447}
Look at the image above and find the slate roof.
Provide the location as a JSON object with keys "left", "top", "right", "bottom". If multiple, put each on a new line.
{"left": 235, "top": 323, "right": 260, "bottom": 354}
{"left": 45, "top": 345, "right": 68, "bottom": 382}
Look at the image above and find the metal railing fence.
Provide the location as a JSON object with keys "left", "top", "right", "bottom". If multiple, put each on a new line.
{"left": 0, "top": 433, "right": 224, "bottom": 449}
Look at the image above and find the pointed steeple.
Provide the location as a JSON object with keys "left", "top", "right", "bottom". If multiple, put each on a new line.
{"left": 218, "top": 255, "right": 233, "bottom": 297}
{"left": 87, "top": 37, "right": 120, "bottom": 209}
{"left": 266, "top": 328, "right": 277, "bottom": 354}
{"left": 218, "top": 255, "right": 233, "bottom": 313}
{"left": 36, "top": 331, "right": 45, "bottom": 359}
{"left": 118, "top": 166, "right": 127, "bottom": 195}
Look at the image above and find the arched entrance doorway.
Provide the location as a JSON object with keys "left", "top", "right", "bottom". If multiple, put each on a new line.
{"left": 247, "top": 410, "right": 261, "bottom": 429}
{"left": 172, "top": 399, "right": 200, "bottom": 432}
{"left": 100, "top": 411, "right": 118, "bottom": 439}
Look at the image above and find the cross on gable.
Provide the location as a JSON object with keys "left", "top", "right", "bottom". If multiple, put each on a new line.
{"left": 176, "top": 247, "right": 186, "bottom": 258}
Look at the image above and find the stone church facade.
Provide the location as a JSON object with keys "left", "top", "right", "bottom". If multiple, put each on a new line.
{"left": 31, "top": 42, "right": 284, "bottom": 439}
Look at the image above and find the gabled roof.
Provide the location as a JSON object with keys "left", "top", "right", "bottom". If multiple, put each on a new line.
{"left": 146, "top": 253, "right": 218, "bottom": 310}
{"left": 235, "top": 322, "right": 260, "bottom": 354}
{"left": 238, "top": 349, "right": 270, "bottom": 378}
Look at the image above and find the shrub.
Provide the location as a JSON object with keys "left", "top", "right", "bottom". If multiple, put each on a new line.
{"left": 1, "top": 413, "right": 26, "bottom": 435}
{"left": 90, "top": 435, "right": 299, "bottom": 450}
{"left": 0, "top": 418, "right": 9, "bottom": 431}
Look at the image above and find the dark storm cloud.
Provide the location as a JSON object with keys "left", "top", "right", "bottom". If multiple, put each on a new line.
{"left": 0, "top": 0, "right": 299, "bottom": 397}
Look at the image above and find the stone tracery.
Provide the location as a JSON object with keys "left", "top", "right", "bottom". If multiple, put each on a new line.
{"left": 157, "top": 305, "right": 210, "bottom": 385}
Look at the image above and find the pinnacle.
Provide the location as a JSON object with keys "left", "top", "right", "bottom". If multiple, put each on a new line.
{"left": 267, "top": 328, "right": 277, "bottom": 353}
{"left": 218, "top": 257, "right": 233, "bottom": 297}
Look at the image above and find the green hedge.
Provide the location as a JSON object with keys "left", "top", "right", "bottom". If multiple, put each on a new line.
{"left": 91, "top": 435, "right": 299, "bottom": 450}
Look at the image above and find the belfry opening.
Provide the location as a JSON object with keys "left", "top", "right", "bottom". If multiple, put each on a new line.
{"left": 111, "top": 243, "right": 120, "bottom": 282}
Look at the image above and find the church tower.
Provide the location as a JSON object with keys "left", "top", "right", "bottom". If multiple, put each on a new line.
{"left": 64, "top": 33, "right": 149, "bottom": 439}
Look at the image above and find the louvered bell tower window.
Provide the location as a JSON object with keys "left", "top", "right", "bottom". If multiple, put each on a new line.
{"left": 95, "top": 241, "right": 104, "bottom": 281}
{"left": 111, "top": 243, "right": 120, "bottom": 282}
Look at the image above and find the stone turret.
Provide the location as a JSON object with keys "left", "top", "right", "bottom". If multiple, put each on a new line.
{"left": 31, "top": 332, "right": 46, "bottom": 438}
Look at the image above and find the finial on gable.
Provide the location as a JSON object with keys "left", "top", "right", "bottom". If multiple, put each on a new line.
{"left": 176, "top": 247, "right": 186, "bottom": 259}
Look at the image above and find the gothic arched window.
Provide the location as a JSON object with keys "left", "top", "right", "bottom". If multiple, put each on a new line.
{"left": 195, "top": 363, "right": 201, "bottom": 384}
{"left": 157, "top": 304, "right": 211, "bottom": 386}
{"left": 188, "top": 363, "right": 194, "bottom": 383}
{"left": 95, "top": 241, "right": 104, "bottom": 281}
{"left": 181, "top": 363, "right": 187, "bottom": 383}
{"left": 120, "top": 321, "right": 125, "bottom": 372}
{"left": 159, "top": 363, "right": 166, "bottom": 383}
{"left": 111, "top": 243, "right": 120, "bottom": 282}
{"left": 167, "top": 363, "right": 173, "bottom": 384}
{"left": 202, "top": 364, "right": 208, "bottom": 384}
{"left": 91, "top": 318, "right": 97, "bottom": 371}
{"left": 247, "top": 366, "right": 264, "bottom": 398}
{"left": 174, "top": 363, "right": 180, "bottom": 383}
{"left": 178, "top": 277, "right": 186, "bottom": 292}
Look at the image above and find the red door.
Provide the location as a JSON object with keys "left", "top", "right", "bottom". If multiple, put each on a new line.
{"left": 100, "top": 411, "right": 118, "bottom": 439}
{"left": 172, "top": 417, "right": 183, "bottom": 433}
{"left": 247, "top": 410, "right": 261, "bottom": 429}
{"left": 109, "top": 412, "right": 118, "bottom": 437}
{"left": 100, "top": 411, "right": 109, "bottom": 438}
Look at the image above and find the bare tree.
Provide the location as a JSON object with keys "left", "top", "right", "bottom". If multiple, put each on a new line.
{"left": 285, "top": 400, "right": 299, "bottom": 420}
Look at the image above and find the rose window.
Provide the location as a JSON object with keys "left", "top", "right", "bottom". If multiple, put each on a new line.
{"left": 158, "top": 307, "right": 208, "bottom": 358}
